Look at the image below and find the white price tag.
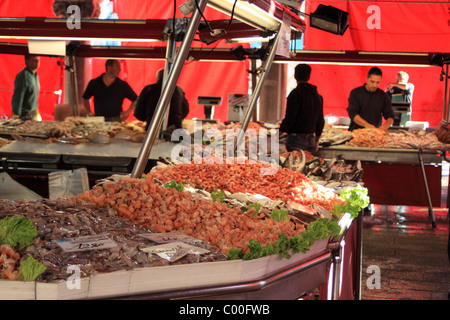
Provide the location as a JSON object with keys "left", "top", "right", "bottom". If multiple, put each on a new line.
{"left": 53, "top": 235, "right": 118, "bottom": 252}
{"left": 139, "top": 232, "right": 197, "bottom": 244}
{"left": 141, "top": 241, "right": 210, "bottom": 262}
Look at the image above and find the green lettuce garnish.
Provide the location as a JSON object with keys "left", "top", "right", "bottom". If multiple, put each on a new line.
{"left": 211, "top": 190, "right": 225, "bottom": 203}
{"left": 164, "top": 180, "right": 184, "bottom": 192}
{"left": 270, "top": 209, "right": 289, "bottom": 222}
{"left": 0, "top": 216, "right": 37, "bottom": 248}
{"left": 227, "top": 185, "right": 368, "bottom": 261}
{"left": 332, "top": 185, "right": 370, "bottom": 219}
{"left": 242, "top": 202, "right": 262, "bottom": 215}
{"left": 19, "top": 256, "right": 47, "bottom": 281}
{"left": 228, "top": 219, "right": 340, "bottom": 260}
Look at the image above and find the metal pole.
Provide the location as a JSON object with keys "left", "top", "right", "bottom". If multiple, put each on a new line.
{"left": 354, "top": 212, "right": 363, "bottom": 300}
{"left": 330, "top": 246, "right": 341, "bottom": 300}
{"left": 69, "top": 55, "right": 79, "bottom": 117}
{"left": 251, "top": 59, "right": 258, "bottom": 121}
{"left": 235, "top": 27, "right": 281, "bottom": 151}
{"left": 418, "top": 149, "right": 437, "bottom": 229}
{"left": 130, "top": 0, "right": 208, "bottom": 178}
{"left": 446, "top": 64, "right": 450, "bottom": 122}
{"left": 444, "top": 64, "right": 449, "bottom": 122}
{"left": 161, "top": 34, "right": 177, "bottom": 131}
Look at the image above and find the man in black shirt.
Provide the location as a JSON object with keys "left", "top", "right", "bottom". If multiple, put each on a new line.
{"left": 82, "top": 59, "right": 138, "bottom": 121}
{"left": 347, "top": 67, "right": 394, "bottom": 131}
{"left": 280, "top": 64, "right": 324, "bottom": 154}
{"left": 134, "top": 69, "right": 189, "bottom": 131}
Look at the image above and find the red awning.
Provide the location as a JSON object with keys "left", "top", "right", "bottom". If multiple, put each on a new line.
{"left": 304, "top": 0, "right": 450, "bottom": 53}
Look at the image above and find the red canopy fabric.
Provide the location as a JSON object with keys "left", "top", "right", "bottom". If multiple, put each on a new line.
{"left": 302, "top": 0, "right": 449, "bottom": 127}
{"left": 88, "top": 1, "right": 250, "bottom": 123}
{"left": 304, "top": 0, "right": 450, "bottom": 53}
{"left": 0, "top": 1, "right": 448, "bottom": 127}
{"left": 0, "top": 0, "right": 250, "bottom": 123}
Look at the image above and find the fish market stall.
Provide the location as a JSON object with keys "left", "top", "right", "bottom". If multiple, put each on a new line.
{"left": 0, "top": 118, "right": 176, "bottom": 197}
{"left": 0, "top": 0, "right": 364, "bottom": 300}
{"left": 0, "top": 159, "right": 367, "bottom": 300}
{"left": 317, "top": 127, "right": 447, "bottom": 228}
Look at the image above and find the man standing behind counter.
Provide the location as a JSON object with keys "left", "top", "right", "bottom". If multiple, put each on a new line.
{"left": 82, "top": 59, "right": 137, "bottom": 121}
{"left": 280, "top": 64, "right": 324, "bottom": 155}
{"left": 11, "top": 55, "right": 40, "bottom": 120}
{"left": 134, "top": 68, "right": 189, "bottom": 131}
{"left": 347, "top": 67, "right": 394, "bottom": 132}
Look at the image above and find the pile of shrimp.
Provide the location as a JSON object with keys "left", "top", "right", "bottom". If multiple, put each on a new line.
{"left": 346, "top": 128, "right": 388, "bottom": 148}
{"left": 0, "top": 244, "right": 21, "bottom": 280}
{"left": 146, "top": 160, "right": 345, "bottom": 212}
{"left": 73, "top": 177, "right": 305, "bottom": 255}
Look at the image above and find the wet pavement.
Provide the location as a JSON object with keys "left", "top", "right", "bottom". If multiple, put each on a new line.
{"left": 360, "top": 204, "right": 449, "bottom": 300}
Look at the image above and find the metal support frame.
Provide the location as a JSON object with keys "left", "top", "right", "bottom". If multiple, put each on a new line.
{"left": 354, "top": 211, "right": 363, "bottom": 300}
{"left": 161, "top": 34, "right": 177, "bottom": 131}
{"left": 107, "top": 252, "right": 331, "bottom": 300}
{"left": 68, "top": 55, "right": 80, "bottom": 117}
{"left": 234, "top": 26, "right": 282, "bottom": 151}
{"left": 444, "top": 64, "right": 449, "bottom": 122}
{"left": 418, "top": 149, "right": 437, "bottom": 229}
{"left": 130, "top": 0, "right": 208, "bottom": 178}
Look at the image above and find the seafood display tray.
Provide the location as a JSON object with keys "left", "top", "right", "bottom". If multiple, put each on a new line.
{"left": 0, "top": 240, "right": 329, "bottom": 300}
{"left": 318, "top": 146, "right": 442, "bottom": 164}
{"left": 0, "top": 138, "right": 176, "bottom": 160}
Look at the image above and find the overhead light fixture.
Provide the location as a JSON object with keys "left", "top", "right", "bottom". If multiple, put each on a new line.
{"left": 430, "top": 53, "right": 450, "bottom": 66}
{"left": 28, "top": 40, "right": 66, "bottom": 56}
{"left": 309, "top": 5, "right": 349, "bottom": 36}
{"left": 277, "top": 0, "right": 303, "bottom": 7}
{"left": 208, "top": 0, "right": 281, "bottom": 32}
{"left": 226, "top": 34, "right": 276, "bottom": 43}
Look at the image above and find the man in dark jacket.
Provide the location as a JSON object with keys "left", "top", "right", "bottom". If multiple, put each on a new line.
{"left": 280, "top": 64, "right": 324, "bottom": 154}
{"left": 347, "top": 67, "right": 394, "bottom": 131}
{"left": 134, "top": 69, "right": 189, "bottom": 131}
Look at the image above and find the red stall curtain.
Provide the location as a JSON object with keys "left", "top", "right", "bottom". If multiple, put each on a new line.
{"left": 0, "top": 0, "right": 250, "bottom": 123}
{"left": 95, "top": 1, "right": 250, "bottom": 123}
{"left": 301, "top": 0, "right": 450, "bottom": 127}
{"left": 304, "top": 0, "right": 450, "bottom": 53}
{"left": 0, "top": 0, "right": 62, "bottom": 121}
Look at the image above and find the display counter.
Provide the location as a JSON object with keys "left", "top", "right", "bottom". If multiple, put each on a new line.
{"left": 0, "top": 139, "right": 176, "bottom": 197}
{"left": 318, "top": 145, "right": 443, "bottom": 228}
{"left": 0, "top": 217, "right": 359, "bottom": 300}
{"left": 318, "top": 145, "right": 441, "bottom": 164}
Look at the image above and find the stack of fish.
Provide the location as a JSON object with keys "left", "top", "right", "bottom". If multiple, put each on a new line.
{"left": 280, "top": 150, "right": 363, "bottom": 192}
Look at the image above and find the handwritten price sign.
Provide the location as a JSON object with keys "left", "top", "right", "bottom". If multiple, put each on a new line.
{"left": 53, "top": 235, "right": 118, "bottom": 252}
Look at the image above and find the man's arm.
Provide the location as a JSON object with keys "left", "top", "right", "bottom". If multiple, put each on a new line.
{"left": 121, "top": 100, "right": 136, "bottom": 120}
{"left": 352, "top": 114, "right": 376, "bottom": 129}
{"left": 11, "top": 74, "right": 26, "bottom": 116}
{"left": 133, "top": 87, "right": 149, "bottom": 122}
{"left": 279, "top": 90, "right": 300, "bottom": 133}
{"left": 83, "top": 99, "right": 93, "bottom": 116}
{"left": 379, "top": 118, "right": 394, "bottom": 131}
{"left": 386, "top": 83, "right": 407, "bottom": 91}
{"left": 379, "top": 93, "right": 395, "bottom": 131}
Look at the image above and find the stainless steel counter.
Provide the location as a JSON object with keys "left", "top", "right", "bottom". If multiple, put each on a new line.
{"left": 318, "top": 145, "right": 442, "bottom": 164}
